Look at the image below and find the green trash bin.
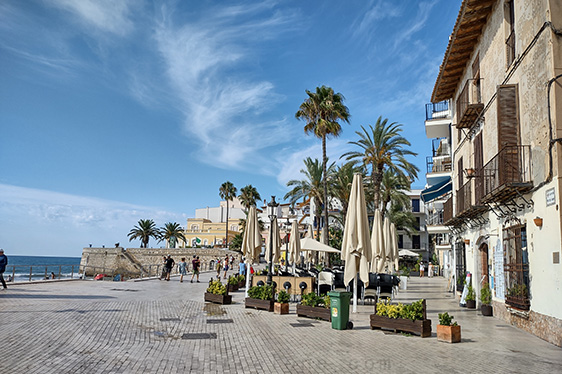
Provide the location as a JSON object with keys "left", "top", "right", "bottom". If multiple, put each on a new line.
{"left": 327, "top": 291, "right": 352, "bottom": 330}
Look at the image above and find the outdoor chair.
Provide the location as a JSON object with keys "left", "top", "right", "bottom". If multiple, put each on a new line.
{"left": 376, "top": 273, "right": 398, "bottom": 300}
{"left": 333, "top": 271, "right": 347, "bottom": 291}
{"left": 362, "top": 273, "right": 380, "bottom": 304}
{"left": 317, "top": 271, "right": 334, "bottom": 295}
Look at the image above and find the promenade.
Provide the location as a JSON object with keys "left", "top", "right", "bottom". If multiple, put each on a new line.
{"left": 1, "top": 271, "right": 560, "bottom": 374}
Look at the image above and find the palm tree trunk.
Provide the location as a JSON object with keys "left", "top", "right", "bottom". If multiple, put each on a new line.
{"left": 322, "top": 135, "right": 329, "bottom": 246}
{"left": 225, "top": 202, "right": 229, "bottom": 248}
{"left": 373, "top": 163, "right": 384, "bottom": 211}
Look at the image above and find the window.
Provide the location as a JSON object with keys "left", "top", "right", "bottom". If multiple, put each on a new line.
{"left": 398, "top": 235, "right": 404, "bottom": 249}
{"left": 504, "top": 224, "right": 530, "bottom": 310}
{"left": 191, "top": 224, "right": 199, "bottom": 231}
{"left": 505, "top": 0, "right": 515, "bottom": 66}
{"left": 412, "top": 235, "right": 421, "bottom": 249}
{"left": 455, "top": 240, "right": 466, "bottom": 291}
{"left": 412, "top": 198, "right": 420, "bottom": 212}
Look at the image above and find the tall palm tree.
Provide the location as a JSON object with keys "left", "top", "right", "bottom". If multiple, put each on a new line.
{"left": 127, "top": 219, "right": 160, "bottom": 248}
{"left": 342, "top": 116, "right": 419, "bottom": 210}
{"left": 380, "top": 170, "right": 411, "bottom": 220}
{"left": 329, "top": 161, "right": 365, "bottom": 226}
{"left": 296, "top": 85, "right": 350, "bottom": 244}
{"left": 219, "top": 181, "right": 237, "bottom": 248}
{"left": 239, "top": 185, "right": 262, "bottom": 210}
{"left": 159, "top": 222, "right": 186, "bottom": 248}
{"left": 284, "top": 157, "right": 335, "bottom": 240}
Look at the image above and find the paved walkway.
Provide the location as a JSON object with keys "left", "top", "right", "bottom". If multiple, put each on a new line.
{"left": 1, "top": 271, "right": 560, "bottom": 373}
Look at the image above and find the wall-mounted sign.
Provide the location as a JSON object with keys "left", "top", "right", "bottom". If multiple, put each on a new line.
{"left": 546, "top": 187, "right": 556, "bottom": 206}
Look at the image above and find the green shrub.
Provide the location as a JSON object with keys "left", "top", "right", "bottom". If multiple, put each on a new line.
{"left": 277, "top": 290, "right": 290, "bottom": 304}
{"left": 248, "top": 285, "right": 274, "bottom": 300}
{"left": 301, "top": 292, "right": 321, "bottom": 307}
{"left": 480, "top": 283, "right": 492, "bottom": 305}
{"left": 227, "top": 276, "right": 238, "bottom": 286}
{"left": 438, "top": 312, "right": 458, "bottom": 326}
{"left": 206, "top": 280, "right": 226, "bottom": 295}
{"left": 237, "top": 274, "right": 245, "bottom": 283}
{"left": 376, "top": 299, "right": 425, "bottom": 321}
{"left": 465, "top": 283, "right": 475, "bottom": 301}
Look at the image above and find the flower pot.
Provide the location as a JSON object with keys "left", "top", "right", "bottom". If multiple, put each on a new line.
{"left": 481, "top": 304, "right": 493, "bottom": 316}
{"left": 274, "top": 302, "right": 289, "bottom": 315}
{"left": 466, "top": 300, "right": 476, "bottom": 309}
{"left": 227, "top": 283, "right": 239, "bottom": 292}
{"left": 370, "top": 314, "right": 432, "bottom": 337}
{"left": 245, "top": 298, "right": 274, "bottom": 312}
{"left": 204, "top": 292, "right": 232, "bottom": 305}
{"left": 296, "top": 304, "right": 331, "bottom": 322}
{"left": 399, "top": 276, "right": 408, "bottom": 290}
{"left": 437, "top": 324, "right": 461, "bottom": 343}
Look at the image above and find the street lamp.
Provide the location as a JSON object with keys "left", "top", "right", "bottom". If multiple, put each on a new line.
{"left": 266, "top": 196, "right": 279, "bottom": 286}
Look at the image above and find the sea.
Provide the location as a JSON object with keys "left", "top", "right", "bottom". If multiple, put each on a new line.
{"left": 3, "top": 255, "right": 82, "bottom": 282}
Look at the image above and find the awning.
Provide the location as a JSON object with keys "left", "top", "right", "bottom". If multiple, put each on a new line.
{"left": 421, "top": 177, "right": 452, "bottom": 203}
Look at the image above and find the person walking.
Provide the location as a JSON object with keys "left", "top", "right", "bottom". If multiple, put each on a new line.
{"left": 215, "top": 257, "right": 221, "bottom": 278}
{"left": 223, "top": 255, "right": 229, "bottom": 279}
{"left": 428, "top": 262, "right": 433, "bottom": 278}
{"left": 159, "top": 255, "right": 167, "bottom": 280}
{"left": 419, "top": 261, "right": 425, "bottom": 277}
{"left": 239, "top": 258, "right": 246, "bottom": 277}
{"left": 0, "top": 249, "right": 8, "bottom": 290}
{"left": 190, "top": 255, "right": 200, "bottom": 283}
{"left": 164, "top": 255, "right": 175, "bottom": 281}
{"left": 178, "top": 258, "right": 188, "bottom": 283}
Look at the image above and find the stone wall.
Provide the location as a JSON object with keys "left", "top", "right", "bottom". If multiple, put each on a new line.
{"left": 81, "top": 247, "right": 243, "bottom": 277}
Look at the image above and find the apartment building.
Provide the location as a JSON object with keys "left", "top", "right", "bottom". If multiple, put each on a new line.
{"left": 430, "top": 0, "right": 562, "bottom": 346}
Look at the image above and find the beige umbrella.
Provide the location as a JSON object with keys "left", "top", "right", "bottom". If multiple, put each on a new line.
{"left": 303, "top": 224, "right": 314, "bottom": 265}
{"left": 265, "top": 217, "right": 282, "bottom": 264}
{"left": 288, "top": 220, "right": 301, "bottom": 273}
{"left": 341, "top": 173, "right": 372, "bottom": 313}
{"left": 391, "top": 223, "right": 399, "bottom": 272}
{"left": 381, "top": 216, "right": 392, "bottom": 273}
{"left": 370, "top": 209, "right": 384, "bottom": 273}
{"left": 241, "top": 206, "right": 261, "bottom": 296}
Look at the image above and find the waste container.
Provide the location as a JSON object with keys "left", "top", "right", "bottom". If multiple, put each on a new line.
{"left": 327, "top": 291, "right": 352, "bottom": 330}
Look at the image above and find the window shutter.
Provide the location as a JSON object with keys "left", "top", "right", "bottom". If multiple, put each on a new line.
{"left": 497, "top": 85, "right": 519, "bottom": 148}
{"left": 474, "top": 132, "right": 483, "bottom": 204}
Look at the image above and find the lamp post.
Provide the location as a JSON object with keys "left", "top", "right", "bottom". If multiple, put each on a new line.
{"left": 266, "top": 196, "right": 279, "bottom": 286}
{"left": 285, "top": 217, "right": 290, "bottom": 272}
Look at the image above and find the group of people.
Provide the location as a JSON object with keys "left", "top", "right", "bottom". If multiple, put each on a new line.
{"left": 418, "top": 261, "right": 434, "bottom": 278}
{"left": 159, "top": 255, "right": 201, "bottom": 283}
{"left": 215, "top": 255, "right": 235, "bottom": 279}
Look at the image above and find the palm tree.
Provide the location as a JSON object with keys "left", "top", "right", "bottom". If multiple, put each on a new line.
{"left": 342, "top": 116, "right": 419, "bottom": 210}
{"left": 284, "top": 157, "right": 335, "bottom": 240}
{"left": 219, "top": 181, "right": 237, "bottom": 248}
{"left": 127, "top": 219, "right": 160, "bottom": 248}
{"left": 239, "top": 185, "right": 262, "bottom": 209}
{"left": 296, "top": 85, "right": 350, "bottom": 244}
{"left": 380, "top": 170, "right": 411, "bottom": 220}
{"left": 159, "top": 222, "right": 186, "bottom": 248}
{"left": 329, "top": 161, "right": 365, "bottom": 226}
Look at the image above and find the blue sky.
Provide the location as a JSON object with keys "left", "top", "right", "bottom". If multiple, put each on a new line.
{"left": 0, "top": 0, "right": 461, "bottom": 257}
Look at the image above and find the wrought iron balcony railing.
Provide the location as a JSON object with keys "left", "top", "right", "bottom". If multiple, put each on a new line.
{"left": 443, "top": 197, "right": 453, "bottom": 225}
{"left": 426, "top": 155, "right": 452, "bottom": 174}
{"left": 456, "top": 79, "right": 484, "bottom": 128}
{"left": 425, "top": 101, "right": 449, "bottom": 121}
{"left": 427, "top": 209, "right": 444, "bottom": 226}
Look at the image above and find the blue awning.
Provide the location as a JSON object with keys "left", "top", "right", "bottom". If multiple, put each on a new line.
{"left": 421, "top": 177, "right": 452, "bottom": 203}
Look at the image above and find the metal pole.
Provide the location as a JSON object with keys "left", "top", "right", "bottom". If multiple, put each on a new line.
{"left": 29, "top": 266, "right": 33, "bottom": 282}
{"left": 267, "top": 216, "right": 274, "bottom": 286}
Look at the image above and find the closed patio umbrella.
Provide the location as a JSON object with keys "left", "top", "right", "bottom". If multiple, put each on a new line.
{"left": 241, "top": 206, "right": 261, "bottom": 296}
{"left": 381, "top": 216, "right": 392, "bottom": 273}
{"left": 288, "top": 220, "right": 301, "bottom": 274}
{"left": 341, "top": 173, "right": 372, "bottom": 313}
{"left": 370, "top": 209, "right": 384, "bottom": 273}
{"left": 265, "top": 217, "right": 282, "bottom": 266}
{"left": 390, "top": 223, "right": 399, "bottom": 272}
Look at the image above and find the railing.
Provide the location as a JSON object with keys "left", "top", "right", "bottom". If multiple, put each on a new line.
{"left": 456, "top": 79, "right": 483, "bottom": 128}
{"left": 443, "top": 197, "right": 453, "bottom": 224}
{"left": 427, "top": 209, "right": 444, "bottom": 226}
{"left": 425, "top": 101, "right": 449, "bottom": 121}
{"left": 432, "top": 138, "right": 451, "bottom": 157}
{"left": 456, "top": 180, "right": 472, "bottom": 216}
{"left": 426, "top": 156, "right": 452, "bottom": 174}
{"left": 506, "top": 31, "right": 515, "bottom": 67}
{"left": 482, "top": 145, "right": 532, "bottom": 201}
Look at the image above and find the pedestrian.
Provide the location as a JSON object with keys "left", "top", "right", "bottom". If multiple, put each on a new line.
{"left": 419, "top": 262, "right": 425, "bottom": 277}
{"left": 178, "top": 257, "right": 188, "bottom": 283}
{"left": 230, "top": 255, "right": 234, "bottom": 269}
{"left": 0, "top": 249, "right": 8, "bottom": 290}
{"left": 190, "top": 255, "right": 200, "bottom": 283}
{"left": 223, "top": 255, "right": 229, "bottom": 279}
{"left": 164, "top": 255, "right": 175, "bottom": 281}
{"left": 428, "top": 262, "right": 433, "bottom": 278}
{"left": 239, "top": 258, "right": 246, "bottom": 276}
{"left": 159, "top": 255, "right": 167, "bottom": 280}
{"left": 50, "top": 272, "right": 56, "bottom": 279}
{"left": 216, "top": 257, "right": 221, "bottom": 278}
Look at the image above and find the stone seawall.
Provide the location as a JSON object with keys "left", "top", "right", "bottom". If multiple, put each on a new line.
{"left": 81, "top": 247, "right": 243, "bottom": 277}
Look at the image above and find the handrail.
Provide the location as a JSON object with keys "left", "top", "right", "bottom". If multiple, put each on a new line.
{"left": 425, "top": 101, "right": 449, "bottom": 121}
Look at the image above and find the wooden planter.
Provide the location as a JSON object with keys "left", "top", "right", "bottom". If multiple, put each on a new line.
{"left": 274, "top": 302, "right": 289, "bottom": 315}
{"left": 227, "top": 283, "right": 239, "bottom": 292}
{"left": 245, "top": 298, "right": 274, "bottom": 312}
{"left": 204, "top": 292, "right": 232, "bottom": 305}
{"left": 481, "top": 304, "right": 493, "bottom": 316}
{"left": 238, "top": 281, "right": 246, "bottom": 289}
{"left": 466, "top": 300, "right": 476, "bottom": 309}
{"left": 370, "top": 315, "right": 432, "bottom": 337}
{"left": 296, "top": 304, "right": 331, "bottom": 322}
{"left": 437, "top": 324, "right": 461, "bottom": 343}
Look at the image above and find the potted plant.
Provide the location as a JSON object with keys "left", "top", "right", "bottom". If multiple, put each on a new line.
{"left": 296, "top": 293, "right": 331, "bottom": 321}
{"left": 465, "top": 283, "right": 476, "bottom": 309}
{"left": 204, "top": 279, "right": 232, "bottom": 305}
{"left": 398, "top": 266, "right": 410, "bottom": 290}
{"left": 274, "top": 290, "right": 290, "bottom": 315}
{"left": 237, "top": 274, "right": 246, "bottom": 288}
{"left": 227, "top": 276, "right": 239, "bottom": 292}
{"left": 370, "top": 299, "right": 432, "bottom": 337}
{"left": 437, "top": 312, "right": 461, "bottom": 343}
{"left": 245, "top": 285, "right": 274, "bottom": 311}
{"left": 480, "top": 282, "right": 493, "bottom": 316}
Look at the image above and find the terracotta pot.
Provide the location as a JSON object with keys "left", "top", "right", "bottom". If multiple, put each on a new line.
{"left": 437, "top": 324, "right": 461, "bottom": 343}
{"left": 274, "top": 302, "right": 289, "bottom": 315}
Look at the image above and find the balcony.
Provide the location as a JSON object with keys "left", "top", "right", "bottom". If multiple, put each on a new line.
{"left": 481, "top": 146, "right": 533, "bottom": 204}
{"left": 427, "top": 209, "right": 444, "bottom": 226}
{"left": 425, "top": 101, "right": 451, "bottom": 138}
{"left": 456, "top": 79, "right": 483, "bottom": 129}
{"left": 456, "top": 180, "right": 488, "bottom": 219}
{"left": 426, "top": 138, "right": 452, "bottom": 185}
{"left": 443, "top": 197, "right": 455, "bottom": 226}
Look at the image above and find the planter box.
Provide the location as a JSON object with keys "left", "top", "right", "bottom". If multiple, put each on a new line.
{"left": 227, "top": 283, "right": 239, "bottom": 292}
{"left": 238, "top": 281, "right": 246, "bottom": 289}
{"left": 245, "top": 298, "right": 274, "bottom": 312}
{"left": 466, "top": 300, "right": 476, "bottom": 309}
{"left": 274, "top": 302, "right": 289, "bottom": 315}
{"left": 296, "top": 304, "right": 331, "bottom": 322}
{"left": 204, "top": 292, "right": 232, "bottom": 305}
{"left": 369, "top": 315, "right": 432, "bottom": 337}
{"left": 437, "top": 324, "right": 461, "bottom": 343}
{"left": 481, "top": 304, "right": 493, "bottom": 316}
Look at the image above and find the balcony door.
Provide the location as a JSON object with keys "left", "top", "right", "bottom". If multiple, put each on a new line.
{"left": 497, "top": 85, "right": 521, "bottom": 185}
{"left": 474, "top": 132, "right": 484, "bottom": 204}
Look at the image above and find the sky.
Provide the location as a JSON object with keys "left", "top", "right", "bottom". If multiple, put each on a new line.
{"left": 0, "top": 0, "right": 462, "bottom": 257}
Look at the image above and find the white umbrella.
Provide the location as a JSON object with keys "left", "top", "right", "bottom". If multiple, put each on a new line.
{"left": 399, "top": 249, "right": 419, "bottom": 257}
{"left": 265, "top": 217, "right": 282, "bottom": 265}
{"left": 300, "top": 237, "right": 340, "bottom": 253}
{"left": 391, "top": 223, "right": 399, "bottom": 272}
{"left": 370, "top": 209, "right": 384, "bottom": 273}
{"left": 341, "top": 173, "right": 372, "bottom": 313}
{"left": 380, "top": 216, "right": 392, "bottom": 273}
{"left": 241, "top": 206, "right": 261, "bottom": 296}
{"left": 288, "top": 220, "right": 301, "bottom": 274}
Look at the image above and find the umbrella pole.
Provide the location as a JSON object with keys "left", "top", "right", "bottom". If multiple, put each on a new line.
{"left": 352, "top": 275, "right": 358, "bottom": 313}
{"left": 245, "top": 264, "right": 252, "bottom": 298}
